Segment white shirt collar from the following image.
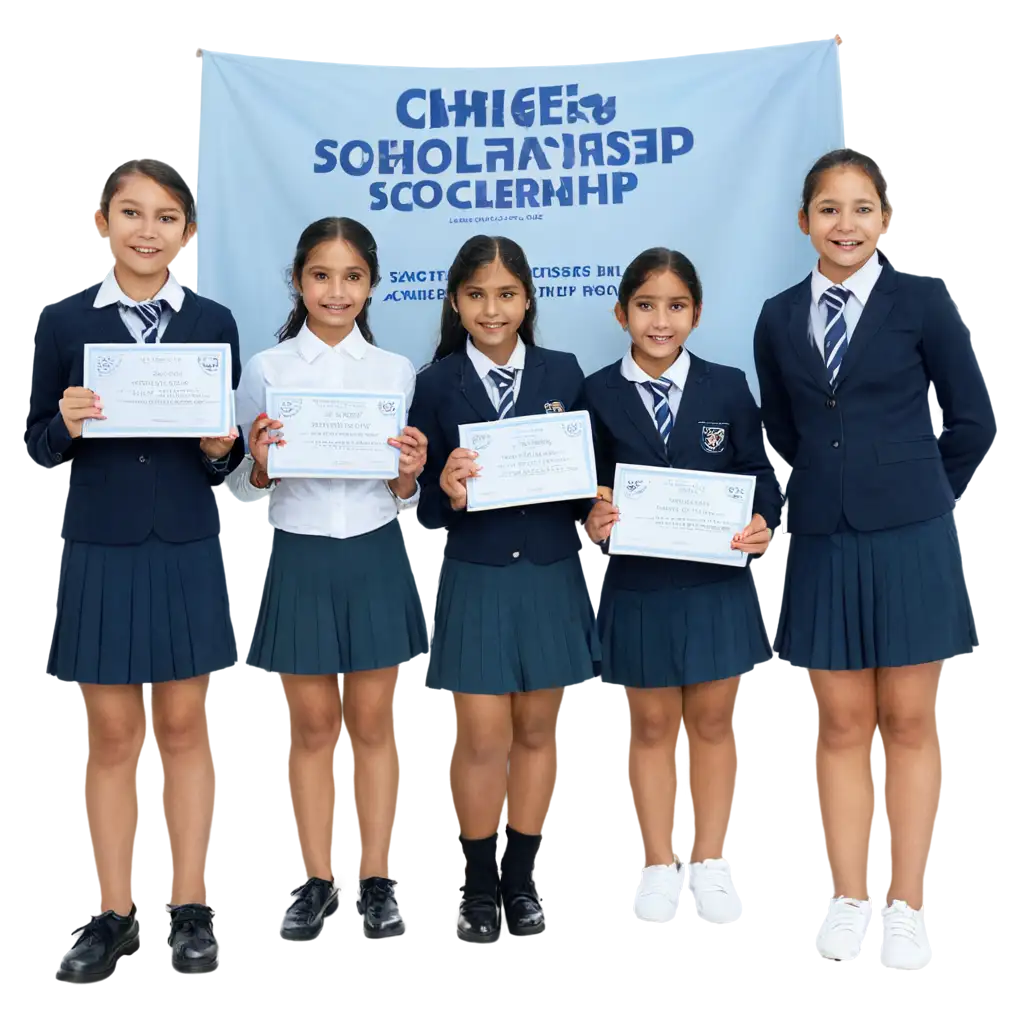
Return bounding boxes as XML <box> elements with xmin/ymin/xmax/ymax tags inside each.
<box><xmin>293</xmin><ymin>319</ymin><xmax>370</xmax><ymax>363</ymax></box>
<box><xmin>466</xmin><ymin>336</ymin><xmax>527</xmax><ymax>379</ymax></box>
<box><xmin>810</xmin><ymin>249</ymin><xmax>882</xmax><ymax>308</ymax></box>
<box><xmin>620</xmin><ymin>345</ymin><xmax>690</xmax><ymax>388</ymax></box>
<box><xmin>94</xmin><ymin>268</ymin><xmax>185</xmax><ymax>312</ymax></box>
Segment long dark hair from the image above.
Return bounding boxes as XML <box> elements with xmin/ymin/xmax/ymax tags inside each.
<box><xmin>432</xmin><ymin>235</ymin><xmax>537</xmax><ymax>362</ymax></box>
<box><xmin>618</xmin><ymin>247</ymin><xmax>703</xmax><ymax>313</ymax></box>
<box><xmin>277</xmin><ymin>217</ymin><xmax>381</xmax><ymax>343</ymax></box>
<box><xmin>801</xmin><ymin>149</ymin><xmax>891</xmax><ymax>215</ymax></box>
<box><xmin>100</xmin><ymin>159</ymin><xmax>196</xmax><ymax>227</ymax></box>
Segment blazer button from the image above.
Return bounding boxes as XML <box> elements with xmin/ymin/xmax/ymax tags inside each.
<box><xmin>139</xmin><ymin>455</ymin><xmax>149</xmax><ymax>463</ymax></box>
<box><xmin>53</xmin><ymin>453</ymin><xmax>63</xmax><ymax>463</ymax></box>
<box><xmin>512</xmin><ymin>551</ymin><xmax>520</xmax><ymax>559</ymax></box>
<box><xmin>519</xmin><ymin>509</ymin><xmax>526</xmax><ymax>517</ymax></box>
<box><xmin>826</xmin><ymin>398</ymin><xmax>837</xmax><ymax>409</ymax></box>
<box><xmin>831</xmin><ymin>440</ymin><xmax>840</xmax><ymax>448</ymax></box>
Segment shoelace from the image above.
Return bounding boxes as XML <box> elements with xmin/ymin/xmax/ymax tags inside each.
<box><xmin>290</xmin><ymin>878</ymin><xmax>328</xmax><ymax>906</ymax></box>
<box><xmin>828</xmin><ymin>899</ymin><xmax>867</xmax><ymax>935</ymax></box>
<box><xmin>884</xmin><ymin>903</ymin><xmax>920</xmax><ymax>943</ymax></box>
<box><xmin>360</xmin><ymin>878</ymin><xmax>397</xmax><ymax>909</ymax></box>
<box><xmin>168</xmin><ymin>905</ymin><xmax>213</xmax><ymax>935</ymax></box>
<box><xmin>69</xmin><ymin>914</ymin><xmax>112</xmax><ymax>946</ymax></box>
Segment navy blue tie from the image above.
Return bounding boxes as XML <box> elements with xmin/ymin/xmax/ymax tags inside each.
<box><xmin>821</xmin><ymin>286</ymin><xmax>851</xmax><ymax>387</ymax></box>
<box><xmin>123</xmin><ymin>298</ymin><xmax>167</xmax><ymax>344</ymax></box>
<box><xmin>488</xmin><ymin>367</ymin><xmax>517</xmax><ymax>419</ymax></box>
<box><xmin>642</xmin><ymin>378</ymin><xmax>674</xmax><ymax>446</ymax></box>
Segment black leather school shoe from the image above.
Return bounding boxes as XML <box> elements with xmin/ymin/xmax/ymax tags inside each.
<box><xmin>356</xmin><ymin>877</ymin><xmax>406</xmax><ymax>938</ymax></box>
<box><xmin>280</xmin><ymin>877</ymin><xmax>339</xmax><ymax>941</ymax></box>
<box><xmin>501</xmin><ymin>876</ymin><xmax>545</xmax><ymax>936</ymax></box>
<box><xmin>56</xmin><ymin>905</ymin><xmax>140</xmax><ymax>983</ymax></box>
<box><xmin>457</xmin><ymin>886</ymin><xmax>502</xmax><ymax>943</ymax></box>
<box><xmin>168</xmin><ymin>904</ymin><xmax>219</xmax><ymax>973</ymax></box>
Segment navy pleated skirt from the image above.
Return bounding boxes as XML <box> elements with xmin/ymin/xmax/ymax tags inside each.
<box><xmin>598</xmin><ymin>569</ymin><xmax>772</xmax><ymax>688</ymax></box>
<box><xmin>776</xmin><ymin>512</ymin><xmax>977</xmax><ymax>670</ymax></box>
<box><xmin>248</xmin><ymin>520</ymin><xmax>428</xmax><ymax>675</ymax></box>
<box><xmin>49</xmin><ymin>534</ymin><xmax>237</xmax><ymax>685</ymax></box>
<box><xmin>426</xmin><ymin>554</ymin><xmax>599</xmax><ymax>694</ymax></box>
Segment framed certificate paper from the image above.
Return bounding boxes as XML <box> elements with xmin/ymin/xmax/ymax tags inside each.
<box><xmin>82</xmin><ymin>343</ymin><xmax>233</xmax><ymax>438</ymax></box>
<box><xmin>608</xmin><ymin>464</ymin><xmax>756</xmax><ymax>567</ymax></box>
<box><xmin>458</xmin><ymin>411</ymin><xmax>598</xmax><ymax>512</ymax></box>
<box><xmin>265</xmin><ymin>388</ymin><xmax>405</xmax><ymax>479</ymax></box>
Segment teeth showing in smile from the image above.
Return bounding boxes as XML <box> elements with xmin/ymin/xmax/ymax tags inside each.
<box><xmin>322</xmin><ymin>304</ymin><xmax>347</xmax><ymax>310</ymax></box>
<box><xmin>649</xmin><ymin>335</ymin><xmax>673</xmax><ymax>342</ymax></box>
<box><xmin>132</xmin><ymin>247</ymin><xmax>158</xmax><ymax>254</ymax></box>
<box><xmin>832</xmin><ymin>241</ymin><xmax>860</xmax><ymax>248</ymax></box>
<box><xmin>481</xmin><ymin>323</ymin><xmax>504</xmax><ymax>329</ymax></box>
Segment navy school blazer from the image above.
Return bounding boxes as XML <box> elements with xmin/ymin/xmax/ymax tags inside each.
<box><xmin>753</xmin><ymin>253</ymin><xmax>996</xmax><ymax>535</ymax></box>
<box><xmin>24</xmin><ymin>284</ymin><xmax>245</xmax><ymax>545</ymax></box>
<box><xmin>583</xmin><ymin>354</ymin><xmax>784</xmax><ymax>590</ymax></box>
<box><xmin>408</xmin><ymin>345</ymin><xmax>589</xmax><ymax>566</ymax></box>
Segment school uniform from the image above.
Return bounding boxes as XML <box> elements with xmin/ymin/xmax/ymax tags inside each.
<box><xmin>24</xmin><ymin>271</ymin><xmax>243</xmax><ymax>685</ymax></box>
<box><xmin>754</xmin><ymin>251</ymin><xmax>996</xmax><ymax>669</ymax></box>
<box><xmin>231</xmin><ymin>321</ymin><xmax>428</xmax><ymax>675</ymax></box>
<box><xmin>408</xmin><ymin>340</ymin><xmax>599</xmax><ymax>694</ymax></box>
<box><xmin>584</xmin><ymin>349</ymin><xmax>783</xmax><ymax>688</ymax></box>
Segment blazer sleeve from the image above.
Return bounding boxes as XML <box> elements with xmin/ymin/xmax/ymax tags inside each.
<box><xmin>921</xmin><ymin>279</ymin><xmax>996</xmax><ymax>499</ymax></box>
<box><xmin>732</xmin><ymin>371</ymin><xmax>784</xmax><ymax>532</ymax></box>
<box><xmin>752</xmin><ymin>304</ymin><xmax>799</xmax><ymax>467</ymax></box>
<box><xmin>408</xmin><ymin>371</ymin><xmax>463</xmax><ymax>531</ymax></box>
<box><xmin>25</xmin><ymin>307</ymin><xmax>77</xmax><ymax>468</ymax></box>
<box><xmin>201</xmin><ymin>310</ymin><xmax>246</xmax><ymax>485</ymax></box>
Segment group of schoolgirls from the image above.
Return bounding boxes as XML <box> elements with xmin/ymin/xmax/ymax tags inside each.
<box><xmin>25</xmin><ymin>149</ymin><xmax>995</xmax><ymax>983</ymax></box>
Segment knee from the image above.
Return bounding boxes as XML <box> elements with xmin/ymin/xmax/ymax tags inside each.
<box><xmin>153</xmin><ymin>703</ymin><xmax>207</xmax><ymax>756</ymax></box>
<box><xmin>686</xmin><ymin>707</ymin><xmax>733</xmax><ymax>746</ymax></box>
<box><xmin>632</xmin><ymin>709</ymin><xmax>675</xmax><ymax>748</ymax></box>
<box><xmin>345</xmin><ymin>700</ymin><xmax>393</xmax><ymax>749</ymax></box>
<box><xmin>89</xmin><ymin>712</ymin><xmax>145</xmax><ymax>767</ymax></box>
<box><xmin>511</xmin><ymin>714</ymin><xmax>556</xmax><ymax>753</ymax></box>
<box><xmin>458</xmin><ymin>724</ymin><xmax>510</xmax><ymax>765</ymax></box>
<box><xmin>292</xmin><ymin>708</ymin><xmax>342</xmax><ymax>754</ymax></box>
<box><xmin>819</xmin><ymin>706</ymin><xmax>876</xmax><ymax>751</ymax></box>
<box><xmin>878</xmin><ymin>707</ymin><xmax>934</xmax><ymax>749</ymax></box>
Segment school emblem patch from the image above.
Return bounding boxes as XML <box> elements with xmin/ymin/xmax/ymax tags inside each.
<box><xmin>700</xmin><ymin>422</ymin><xmax>728</xmax><ymax>454</ymax></box>
<box><xmin>544</xmin><ymin>401</ymin><xmax>565</xmax><ymax>414</ymax></box>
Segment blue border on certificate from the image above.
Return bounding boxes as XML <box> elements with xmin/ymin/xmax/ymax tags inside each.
<box><xmin>609</xmin><ymin>464</ymin><xmax>753</xmax><ymax>566</ymax></box>
<box><xmin>460</xmin><ymin>411</ymin><xmax>598</xmax><ymax>512</ymax></box>
<box><xmin>266</xmin><ymin>388</ymin><xmax>405</xmax><ymax>479</ymax></box>
<box><xmin>83</xmin><ymin>343</ymin><xmax>233</xmax><ymax>438</ymax></box>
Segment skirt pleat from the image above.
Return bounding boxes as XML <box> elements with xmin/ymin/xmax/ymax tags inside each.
<box><xmin>775</xmin><ymin>512</ymin><xmax>977</xmax><ymax>670</ymax></box>
<box><xmin>48</xmin><ymin>535</ymin><xmax>237</xmax><ymax>686</ymax></box>
<box><xmin>426</xmin><ymin>555</ymin><xmax>599</xmax><ymax>695</ymax></box>
<box><xmin>247</xmin><ymin>521</ymin><xmax>428</xmax><ymax>676</ymax></box>
<box><xmin>599</xmin><ymin>570</ymin><xmax>772</xmax><ymax>689</ymax></box>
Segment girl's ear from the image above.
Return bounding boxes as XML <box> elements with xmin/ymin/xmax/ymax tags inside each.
<box><xmin>797</xmin><ymin>208</ymin><xmax>810</xmax><ymax>236</ymax></box>
<box><xmin>449</xmin><ymin>295</ymin><xmax>459</xmax><ymax>316</ymax></box>
<box><xmin>692</xmin><ymin>303</ymin><xmax>703</xmax><ymax>329</ymax></box>
<box><xmin>881</xmin><ymin>206</ymin><xmax>893</xmax><ymax>233</ymax></box>
<box><xmin>180</xmin><ymin>222</ymin><xmax>197</xmax><ymax>247</ymax></box>
<box><xmin>614</xmin><ymin>302</ymin><xmax>628</xmax><ymax>330</ymax></box>
<box><xmin>94</xmin><ymin>209</ymin><xmax>110</xmax><ymax>238</ymax></box>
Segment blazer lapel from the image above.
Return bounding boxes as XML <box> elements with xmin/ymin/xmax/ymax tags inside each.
<box><xmin>89</xmin><ymin>301</ymin><xmax>136</xmax><ymax>344</ymax></box>
<box><xmin>607</xmin><ymin>366</ymin><xmax>669</xmax><ymax>464</ymax></box>
<box><xmin>786</xmin><ymin>276</ymin><xmax>832</xmax><ymax>394</ymax></box>
<box><xmin>160</xmin><ymin>289</ymin><xmax>202</xmax><ymax>345</ymax></box>
<box><xmin>666</xmin><ymin>352</ymin><xmax>706</xmax><ymax>462</ymax></box>
<box><xmin>514</xmin><ymin>346</ymin><xmax>547</xmax><ymax>415</ymax></box>
<box><xmin>457</xmin><ymin>350</ymin><xmax>498</xmax><ymax>423</ymax></box>
<box><xmin>832</xmin><ymin>259</ymin><xmax>897</xmax><ymax>390</ymax></box>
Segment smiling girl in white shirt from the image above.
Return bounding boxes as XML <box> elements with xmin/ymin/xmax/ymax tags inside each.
<box><xmin>229</xmin><ymin>217</ymin><xmax>428</xmax><ymax>941</ymax></box>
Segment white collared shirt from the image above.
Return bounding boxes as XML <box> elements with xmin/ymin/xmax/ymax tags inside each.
<box><xmin>808</xmin><ymin>250</ymin><xmax>883</xmax><ymax>358</ymax></box>
<box><xmin>466</xmin><ymin>336</ymin><xmax>526</xmax><ymax>411</ymax></box>
<box><xmin>228</xmin><ymin>321</ymin><xmax>419</xmax><ymax>540</ymax></box>
<box><xmin>620</xmin><ymin>346</ymin><xmax>691</xmax><ymax>425</ymax></box>
<box><xmin>93</xmin><ymin>268</ymin><xmax>185</xmax><ymax>343</ymax></box>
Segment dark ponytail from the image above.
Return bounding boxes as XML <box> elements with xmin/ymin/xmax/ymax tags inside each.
<box><xmin>801</xmin><ymin>149</ymin><xmax>891</xmax><ymax>215</ymax></box>
<box><xmin>432</xmin><ymin>235</ymin><xmax>538</xmax><ymax>362</ymax></box>
<box><xmin>618</xmin><ymin>247</ymin><xmax>703</xmax><ymax>313</ymax></box>
<box><xmin>277</xmin><ymin>217</ymin><xmax>381</xmax><ymax>344</ymax></box>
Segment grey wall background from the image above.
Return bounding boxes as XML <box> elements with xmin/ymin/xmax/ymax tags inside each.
<box><xmin>2</xmin><ymin>6</ymin><xmax>1024</xmax><ymax>688</ymax></box>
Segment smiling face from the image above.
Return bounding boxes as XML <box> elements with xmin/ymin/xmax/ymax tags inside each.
<box><xmin>799</xmin><ymin>166</ymin><xmax>891</xmax><ymax>283</ymax></box>
<box><xmin>95</xmin><ymin>173</ymin><xmax>194</xmax><ymax>298</ymax></box>
<box><xmin>296</xmin><ymin>237</ymin><xmax>373</xmax><ymax>344</ymax></box>
<box><xmin>452</xmin><ymin>259</ymin><xmax>529</xmax><ymax>363</ymax></box>
<box><xmin>616</xmin><ymin>269</ymin><xmax>700</xmax><ymax>377</ymax></box>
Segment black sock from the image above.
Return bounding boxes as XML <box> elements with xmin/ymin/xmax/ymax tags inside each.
<box><xmin>460</xmin><ymin>833</ymin><xmax>499</xmax><ymax>895</ymax></box>
<box><xmin>500</xmin><ymin>825</ymin><xmax>542</xmax><ymax>888</ymax></box>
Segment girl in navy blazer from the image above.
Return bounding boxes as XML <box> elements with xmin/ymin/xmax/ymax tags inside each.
<box><xmin>754</xmin><ymin>150</ymin><xmax>996</xmax><ymax>969</ymax></box>
<box><xmin>408</xmin><ymin>235</ymin><xmax>599</xmax><ymax>943</ymax></box>
<box><xmin>583</xmin><ymin>248</ymin><xmax>782</xmax><ymax>927</ymax></box>
<box><xmin>24</xmin><ymin>160</ymin><xmax>243</xmax><ymax>982</ymax></box>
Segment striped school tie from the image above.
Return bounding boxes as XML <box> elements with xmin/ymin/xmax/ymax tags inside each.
<box><xmin>122</xmin><ymin>298</ymin><xmax>167</xmax><ymax>344</ymax></box>
<box><xmin>488</xmin><ymin>367</ymin><xmax>517</xmax><ymax>419</ymax></box>
<box><xmin>642</xmin><ymin>378</ymin><xmax>674</xmax><ymax>446</ymax></box>
<box><xmin>821</xmin><ymin>286</ymin><xmax>851</xmax><ymax>387</ymax></box>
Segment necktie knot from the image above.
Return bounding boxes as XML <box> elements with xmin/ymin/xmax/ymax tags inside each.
<box><xmin>642</xmin><ymin>378</ymin><xmax>674</xmax><ymax>446</ymax></box>
<box><xmin>121</xmin><ymin>298</ymin><xmax>168</xmax><ymax>343</ymax></box>
<box><xmin>821</xmin><ymin>285</ymin><xmax>851</xmax><ymax>312</ymax></box>
<box><xmin>488</xmin><ymin>367</ymin><xmax>517</xmax><ymax>419</ymax></box>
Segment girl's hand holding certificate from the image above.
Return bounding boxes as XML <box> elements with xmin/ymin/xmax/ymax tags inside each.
<box><xmin>730</xmin><ymin>513</ymin><xmax>773</xmax><ymax>555</ymax></box>
<box><xmin>440</xmin><ymin>447</ymin><xmax>481</xmax><ymax>511</ymax></box>
<box><xmin>59</xmin><ymin>386</ymin><xmax>106</xmax><ymax>438</ymax></box>
<box><xmin>387</xmin><ymin>425</ymin><xmax>428</xmax><ymax>498</ymax></box>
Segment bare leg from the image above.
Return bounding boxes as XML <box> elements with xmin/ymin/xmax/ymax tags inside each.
<box><xmin>507</xmin><ymin>689</ymin><xmax>565</xmax><ymax>834</ymax></box>
<box><xmin>450</xmin><ymin>694</ymin><xmax>512</xmax><ymax>838</ymax></box>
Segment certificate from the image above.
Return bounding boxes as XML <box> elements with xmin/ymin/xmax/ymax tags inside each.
<box><xmin>83</xmin><ymin>343</ymin><xmax>233</xmax><ymax>438</ymax></box>
<box><xmin>608</xmin><ymin>464</ymin><xmax>756</xmax><ymax>567</ymax></box>
<box><xmin>459</xmin><ymin>412</ymin><xmax>597</xmax><ymax>512</ymax></box>
<box><xmin>265</xmin><ymin>388</ymin><xmax>404</xmax><ymax>479</ymax></box>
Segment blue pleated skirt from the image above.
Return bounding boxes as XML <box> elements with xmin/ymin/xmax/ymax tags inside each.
<box><xmin>48</xmin><ymin>534</ymin><xmax>237</xmax><ymax>685</ymax></box>
<box><xmin>776</xmin><ymin>512</ymin><xmax>977</xmax><ymax>670</ymax></box>
<box><xmin>598</xmin><ymin>569</ymin><xmax>772</xmax><ymax>688</ymax></box>
<box><xmin>426</xmin><ymin>554</ymin><xmax>600</xmax><ymax>694</ymax></box>
<box><xmin>248</xmin><ymin>520</ymin><xmax>428</xmax><ymax>675</ymax></box>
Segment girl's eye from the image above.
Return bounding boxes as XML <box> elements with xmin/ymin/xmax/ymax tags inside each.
<box><xmin>857</xmin><ymin>206</ymin><xmax>873</xmax><ymax>214</ymax></box>
<box><xmin>314</xmin><ymin>272</ymin><xmax>328</xmax><ymax>281</ymax></box>
<box><xmin>819</xmin><ymin>206</ymin><xmax>837</xmax><ymax>215</ymax></box>
<box><xmin>636</xmin><ymin>302</ymin><xmax>651</xmax><ymax>311</ymax></box>
<box><xmin>500</xmin><ymin>291</ymin><xmax>516</xmax><ymax>299</ymax></box>
<box><xmin>159</xmin><ymin>215</ymin><xmax>178</xmax><ymax>223</ymax></box>
<box><xmin>671</xmin><ymin>303</ymin><xmax>685</xmax><ymax>311</ymax></box>
<box><xmin>122</xmin><ymin>209</ymin><xmax>138</xmax><ymax>217</ymax></box>
<box><xmin>348</xmin><ymin>273</ymin><xmax>362</xmax><ymax>281</ymax></box>
<box><xmin>467</xmin><ymin>291</ymin><xmax>482</xmax><ymax>300</ymax></box>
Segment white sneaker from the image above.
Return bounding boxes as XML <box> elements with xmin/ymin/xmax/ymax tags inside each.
<box><xmin>816</xmin><ymin>896</ymin><xmax>872</xmax><ymax>960</ymax></box>
<box><xmin>881</xmin><ymin>900</ymin><xmax>931</xmax><ymax>970</ymax></box>
<box><xmin>687</xmin><ymin>858</ymin><xmax>742</xmax><ymax>923</ymax></box>
<box><xmin>634</xmin><ymin>858</ymin><xmax>684</xmax><ymax>922</ymax></box>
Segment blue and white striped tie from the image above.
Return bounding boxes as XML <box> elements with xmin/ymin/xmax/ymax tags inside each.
<box><xmin>488</xmin><ymin>367</ymin><xmax>517</xmax><ymax>419</ymax></box>
<box><xmin>821</xmin><ymin>286</ymin><xmax>851</xmax><ymax>387</ymax></box>
<box><xmin>122</xmin><ymin>298</ymin><xmax>167</xmax><ymax>344</ymax></box>
<box><xmin>642</xmin><ymin>378</ymin><xmax>674</xmax><ymax>446</ymax></box>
